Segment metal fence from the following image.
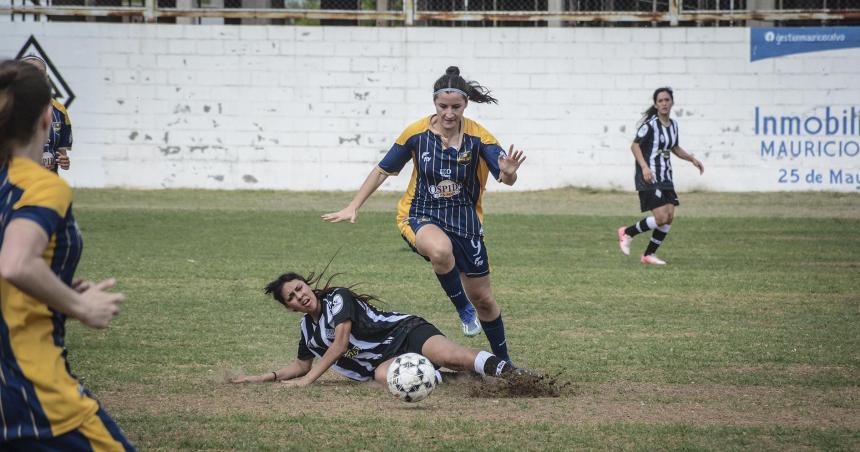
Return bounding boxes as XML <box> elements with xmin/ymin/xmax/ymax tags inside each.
<box><xmin>3</xmin><ymin>0</ymin><xmax>860</xmax><ymax>25</ymax></box>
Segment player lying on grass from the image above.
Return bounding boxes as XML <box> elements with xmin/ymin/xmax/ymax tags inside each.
<box><xmin>229</xmin><ymin>270</ymin><xmax>520</xmax><ymax>387</ymax></box>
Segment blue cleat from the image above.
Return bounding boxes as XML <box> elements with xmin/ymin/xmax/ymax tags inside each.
<box><xmin>459</xmin><ymin>305</ymin><xmax>482</xmax><ymax>337</ymax></box>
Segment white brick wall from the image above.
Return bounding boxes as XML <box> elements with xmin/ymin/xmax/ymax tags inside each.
<box><xmin>1</xmin><ymin>23</ymin><xmax>859</xmax><ymax>191</ymax></box>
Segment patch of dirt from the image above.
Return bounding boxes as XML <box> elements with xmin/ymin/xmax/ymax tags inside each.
<box><xmin>467</xmin><ymin>371</ymin><xmax>567</xmax><ymax>398</ymax></box>
<box><xmin>96</xmin><ymin>375</ymin><xmax>860</xmax><ymax>430</ymax></box>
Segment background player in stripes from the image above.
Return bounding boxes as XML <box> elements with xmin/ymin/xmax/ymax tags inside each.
<box><xmin>20</xmin><ymin>55</ymin><xmax>72</xmax><ymax>173</ymax></box>
<box><xmin>228</xmin><ymin>270</ymin><xmax>515</xmax><ymax>386</ymax></box>
<box><xmin>0</xmin><ymin>60</ymin><xmax>134</xmax><ymax>451</ymax></box>
<box><xmin>322</xmin><ymin>66</ymin><xmax>525</xmax><ymax>365</ymax></box>
<box><xmin>617</xmin><ymin>87</ymin><xmax>704</xmax><ymax>265</ymax></box>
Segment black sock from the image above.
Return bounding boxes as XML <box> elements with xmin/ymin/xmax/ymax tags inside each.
<box><xmin>625</xmin><ymin>218</ymin><xmax>651</xmax><ymax>237</ymax></box>
<box><xmin>435</xmin><ymin>268</ymin><xmax>473</xmax><ymax>322</ymax></box>
<box><xmin>482</xmin><ymin>355</ymin><xmax>510</xmax><ymax>377</ymax></box>
<box><xmin>644</xmin><ymin>227</ymin><xmax>668</xmax><ymax>256</ymax></box>
<box><xmin>480</xmin><ymin>314</ymin><xmax>510</xmax><ymax>363</ymax></box>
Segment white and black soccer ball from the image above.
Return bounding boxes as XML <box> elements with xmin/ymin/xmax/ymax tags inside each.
<box><xmin>386</xmin><ymin>352</ymin><xmax>436</xmax><ymax>403</ymax></box>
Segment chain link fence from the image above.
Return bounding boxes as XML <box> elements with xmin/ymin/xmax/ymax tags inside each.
<box><xmin>4</xmin><ymin>0</ymin><xmax>859</xmax><ymax>25</ymax></box>
<box><xmin>677</xmin><ymin>0</ymin><xmax>860</xmax><ymax>26</ymax></box>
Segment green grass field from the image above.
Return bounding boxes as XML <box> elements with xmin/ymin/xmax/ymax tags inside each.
<box><xmin>68</xmin><ymin>189</ymin><xmax>859</xmax><ymax>451</ymax></box>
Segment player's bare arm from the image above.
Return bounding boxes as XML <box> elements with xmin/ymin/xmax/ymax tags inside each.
<box><xmin>631</xmin><ymin>142</ymin><xmax>654</xmax><ymax>183</ymax></box>
<box><xmin>280</xmin><ymin>320</ymin><xmax>352</xmax><ymax>387</ymax></box>
<box><xmin>230</xmin><ymin>359</ymin><xmax>312</xmax><ymax>384</ymax></box>
<box><xmin>672</xmin><ymin>145</ymin><xmax>704</xmax><ymax>174</ymax></box>
<box><xmin>321</xmin><ymin>168</ymin><xmax>389</xmax><ymax>223</ymax></box>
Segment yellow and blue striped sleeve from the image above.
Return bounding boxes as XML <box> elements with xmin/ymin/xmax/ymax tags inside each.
<box><xmin>466</xmin><ymin>119</ymin><xmax>505</xmax><ymax>182</ymax></box>
<box><xmin>378</xmin><ymin>117</ymin><xmax>431</xmax><ymax>175</ymax></box>
<box><xmin>10</xmin><ymin>172</ymin><xmax>71</xmax><ymax>239</ymax></box>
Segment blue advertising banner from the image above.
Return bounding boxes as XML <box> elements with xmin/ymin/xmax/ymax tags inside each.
<box><xmin>751</xmin><ymin>27</ymin><xmax>860</xmax><ymax>62</ymax></box>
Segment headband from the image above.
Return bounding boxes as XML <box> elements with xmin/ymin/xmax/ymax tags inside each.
<box><xmin>20</xmin><ymin>55</ymin><xmax>46</xmax><ymax>65</ymax></box>
<box><xmin>433</xmin><ymin>88</ymin><xmax>468</xmax><ymax>99</ymax></box>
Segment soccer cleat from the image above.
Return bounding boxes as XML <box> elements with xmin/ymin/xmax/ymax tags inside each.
<box><xmin>640</xmin><ymin>254</ymin><xmax>667</xmax><ymax>265</ymax></box>
<box><xmin>461</xmin><ymin>316</ymin><xmax>482</xmax><ymax>337</ymax></box>
<box><xmin>617</xmin><ymin>227</ymin><xmax>632</xmax><ymax>256</ymax></box>
<box><xmin>459</xmin><ymin>304</ymin><xmax>482</xmax><ymax>337</ymax></box>
<box><xmin>500</xmin><ymin>365</ymin><xmax>542</xmax><ymax>380</ymax></box>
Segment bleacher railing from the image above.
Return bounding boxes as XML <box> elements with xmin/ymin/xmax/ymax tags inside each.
<box><xmin>3</xmin><ymin>0</ymin><xmax>859</xmax><ymax>25</ymax></box>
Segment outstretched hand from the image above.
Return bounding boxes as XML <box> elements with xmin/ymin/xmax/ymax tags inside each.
<box><xmin>499</xmin><ymin>145</ymin><xmax>526</xmax><ymax>176</ymax></box>
<box><xmin>78</xmin><ymin>278</ymin><xmax>124</xmax><ymax>329</ymax></box>
<box><xmin>321</xmin><ymin>207</ymin><xmax>358</xmax><ymax>224</ymax></box>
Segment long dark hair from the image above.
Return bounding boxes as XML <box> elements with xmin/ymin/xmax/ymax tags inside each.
<box><xmin>0</xmin><ymin>60</ymin><xmax>52</xmax><ymax>165</ymax></box>
<box><xmin>433</xmin><ymin>66</ymin><xmax>498</xmax><ymax>104</ymax></box>
<box><xmin>263</xmin><ymin>256</ymin><xmax>381</xmax><ymax>309</ymax></box>
<box><xmin>639</xmin><ymin>86</ymin><xmax>674</xmax><ymax>125</ymax></box>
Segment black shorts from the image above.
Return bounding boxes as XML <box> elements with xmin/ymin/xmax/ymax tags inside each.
<box><xmin>639</xmin><ymin>188</ymin><xmax>680</xmax><ymax>212</ymax></box>
<box><xmin>399</xmin><ymin>319</ymin><xmax>444</xmax><ymax>356</ymax></box>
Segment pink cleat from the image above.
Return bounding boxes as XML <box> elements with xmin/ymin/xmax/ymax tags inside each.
<box><xmin>640</xmin><ymin>254</ymin><xmax>667</xmax><ymax>265</ymax></box>
<box><xmin>617</xmin><ymin>227</ymin><xmax>632</xmax><ymax>256</ymax></box>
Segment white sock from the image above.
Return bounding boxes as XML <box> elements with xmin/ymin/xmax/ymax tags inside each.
<box><xmin>646</xmin><ymin>216</ymin><xmax>658</xmax><ymax>230</ymax></box>
<box><xmin>474</xmin><ymin>351</ymin><xmax>493</xmax><ymax>375</ymax></box>
<box><xmin>657</xmin><ymin>224</ymin><xmax>671</xmax><ymax>233</ymax></box>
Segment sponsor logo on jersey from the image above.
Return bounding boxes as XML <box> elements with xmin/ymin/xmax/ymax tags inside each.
<box><xmin>329</xmin><ymin>294</ymin><xmax>344</xmax><ymax>317</ymax></box>
<box><xmin>344</xmin><ymin>346</ymin><xmax>360</xmax><ymax>358</ymax></box>
<box><xmin>421</xmin><ymin>151</ymin><xmax>431</xmax><ymax>162</ymax></box>
<box><xmin>428</xmin><ymin>180</ymin><xmax>461</xmax><ymax>198</ymax></box>
<box><xmin>637</xmin><ymin>124</ymin><xmax>649</xmax><ymax>138</ymax></box>
<box><xmin>456</xmin><ymin>149</ymin><xmax>472</xmax><ymax>164</ymax></box>
<box><xmin>440</xmin><ymin>168</ymin><xmax>452</xmax><ymax>177</ymax></box>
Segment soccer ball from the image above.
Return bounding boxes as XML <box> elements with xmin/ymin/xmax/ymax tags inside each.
<box><xmin>386</xmin><ymin>353</ymin><xmax>437</xmax><ymax>402</ymax></box>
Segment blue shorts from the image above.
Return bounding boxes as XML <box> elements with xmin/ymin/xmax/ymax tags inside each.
<box><xmin>402</xmin><ymin>219</ymin><xmax>490</xmax><ymax>278</ymax></box>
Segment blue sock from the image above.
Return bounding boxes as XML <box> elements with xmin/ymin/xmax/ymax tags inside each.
<box><xmin>435</xmin><ymin>268</ymin><xmax>474</xmax><ymax>322</ymax></box>
<box><xmin>480</xmin><ymin>314</ymin><xmax>510</xmax><ymax>363</ymax></box>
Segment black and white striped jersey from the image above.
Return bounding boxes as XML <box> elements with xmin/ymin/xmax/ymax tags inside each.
<box><xmin>633</xmin><ymin>116</ymin><xmax>679</xmax><ymax>191</ymax></box>
<box><xmin>295</xmin><ymin>288</ymin><xmax>420</xmax><ymax>381</ymax></box>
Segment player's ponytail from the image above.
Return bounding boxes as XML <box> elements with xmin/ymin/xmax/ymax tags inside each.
<box><xmin>433</xmin><ymin>66</ymin><xmax>498</xmax><ymax>104</ymax></box>
<box><xmin>0</xmin><ymin>60</ymin><xmax>51</xmax><ymax>165</ymax></box>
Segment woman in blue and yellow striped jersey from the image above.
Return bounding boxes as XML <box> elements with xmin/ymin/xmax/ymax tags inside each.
<box><xmin>20</xmin><ymin>55</ymin><xmax>73</xmax><ymax>173</ymax></box>
<box><xmin>323</xmin><ymin>66</ymin><xmax>526</xmax><ymax>365</ymax></box>
<box><xmin>0</xmin><ymin>60</ymin><xmax>134</xmax><ymax>451</ymax></box>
